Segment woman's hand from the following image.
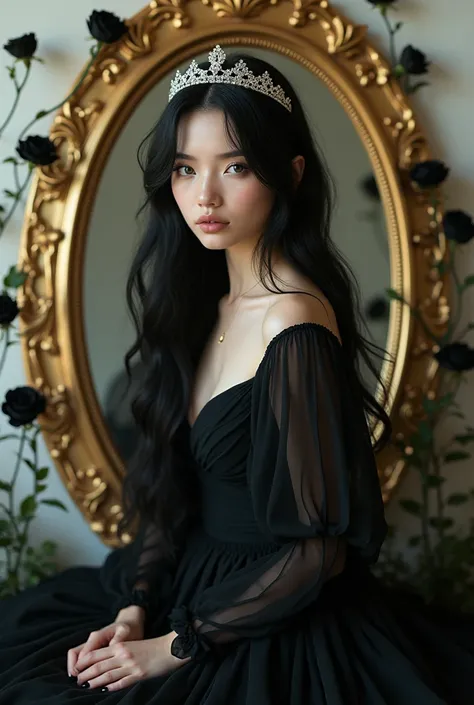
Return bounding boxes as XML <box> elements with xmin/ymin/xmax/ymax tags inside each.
<box><xmin>67</xmin><ymin>606</ymin><xmax>145</xmax><ymax>678</ymax></box>
<box><xmin>74</xmin><ymin>632</ymin><xmax>188</xmax><ymax>691</ymax></box>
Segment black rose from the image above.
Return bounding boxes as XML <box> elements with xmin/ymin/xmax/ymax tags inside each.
<box><xmin>400</xmin><ymin>46</ymin><xmax>430</xmax><ymax>75</ymax></box>
<box><xmin>15</xmin><ymin>136</ymin><xmax>59</xmax><ymax>166</ymax></box>
<box><xmin>366</xmin><ymin>1</ymin><xmax>397</xmax><ymax>5</ymax></box>
<box><xmin>86</xmin><ymin>11</ymin><xmax>128</xmax><ymax>44</ymax></box>
<box><xmin>2</xmin><ymin>386</ymin><xmax>46</xmax><ymax>427</ymax></box>
<box><xmin>409</xmin><ymin>160</ymin><xmax>449</xmax><ymax>189</ymax></box>
<box><xmin>443</xmin><ymin>210</ymin><xmax>474</xmax><ymax>245</ymax></box>
<box><xmin>434</xmin><ymin>343</ymin><xmax>474</xmax><ymax>372</ymax></box>
<box><xmin>3</xmin><ymin>33</ymin><xmax>37</xmax><ymax>60</ymax></box>
<box><xmin>361</xmin><ymin>174</ymin><xmax>380</xmax><ymax>202</ymax></box>
<box><xmin>0</xmin><ymin>294</ymin><xmax>19</xmax><ymax>325</ymax></box>
<box><xmin>366</xmin><ymin>296</ymin><xmax>389</xmax><ymax>321</ymax></box>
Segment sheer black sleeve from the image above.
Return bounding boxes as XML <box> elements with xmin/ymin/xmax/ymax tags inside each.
<box><xmin>116</xmin><ymin>421</ymin><xmax>194</xmax><ymax>618</ymax></box>
<box><xmin>113</xmin><ymin>520</ymin><xmax>176</xmax><ymax>617</ymax></box>
<box><xmin>169</xmin><ymin>323</ymin><xmax>388</xmax><ymax>658</ymax></box>
<box><xmin>132</xmin><ymin>521</ymin><xmax>168</xmax><ymax>594</ymax></box>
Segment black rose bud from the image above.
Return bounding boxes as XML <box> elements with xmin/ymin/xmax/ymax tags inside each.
<box><xmin>366</xmin><ymin>296</ymin><xmax>389</xmax><ymax>321</ymax></box>
<box><xmin>410</xmin><ymin>160</ymin><xmax>450</xmax><ymax>189</ymax></box>
<box><xmin>400</xmin><ymin>45</ymin><xmax>430</xmax><ymax>75</ymax></box>
<box><xmin>15</xmin><ymin>136</ymin><xmax>59</xmax><ymax>166</ymax></box>
<box><xmin>443</xmin><ymin>210</ymin><xmax>474</xmax><ymax>245</ymax></box>
<box><xmin>361</xmin><ymin>174</ymin><xmax>380</xmax><ymax>202</ymax></box>
<box><xmin>2</xmin><ymin>386</ymin><xmax>46</xmax><ymax>427</ymax></box>
<box><xmin>434</xmin><ymin>343</ymin><xmax>474</xmax><ymax>372</ymax></box>
<box><xmin>86</xmin><ymin>11</ymin><xmax>128</xmax><ymax>44</ymax></box>
<box><xmin>0</xmin><ymin>294</ymin><xmax>19</xmax><ymax>325</ymax></box>
<box><xmin>3</xmin><ymin>33</ymin><xmax>37</xmax><ymax>60</ymax></box>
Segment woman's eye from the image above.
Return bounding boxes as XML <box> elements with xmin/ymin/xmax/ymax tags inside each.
<box><xmin>227</xmin><ymin>163</ymin><xmax>248</xmax><ymax>174</ymax></box>
<box><xmin>173</xmin><ymin>165</ymin><xmax>194</xmax><ymax>176</ymax></box>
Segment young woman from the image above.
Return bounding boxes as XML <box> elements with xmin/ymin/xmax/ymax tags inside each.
<box><xmin>0</xmin><ymin>45</ymin><xmax>473</xmax><ymax>705</ymax></box>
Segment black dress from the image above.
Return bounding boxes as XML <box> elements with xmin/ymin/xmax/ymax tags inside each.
<box><xmin>1</xmin><ymin>322</ymin><xmax>473</xmax><ymax>704</ymax></box>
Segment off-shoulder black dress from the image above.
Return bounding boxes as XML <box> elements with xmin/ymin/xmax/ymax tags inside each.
<box><xmin>0</xmin><ymin>323</ymin><xmax>473</xmax><ymax>704</ymax></box>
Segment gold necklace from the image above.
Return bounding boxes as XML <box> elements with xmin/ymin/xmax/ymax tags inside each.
<box><xmin>218</xmin><ymin>282</ymin><xmax>259</xmax><ymax>343</ymax></box>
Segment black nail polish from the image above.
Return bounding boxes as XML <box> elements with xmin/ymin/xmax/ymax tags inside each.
<box><xmin>68</xmin><ymin>675</ymin><xmax>77</xmax><ymax>682</ymax></box>
<box><xmin>100</xmin><ymin>687</ymin><xmax>109</xmax><ymax>692</ymax></box>
<box><xmin>80</xmin><ymin>681</ymin><xmax>90</xmax><ymax>688</ymax></box>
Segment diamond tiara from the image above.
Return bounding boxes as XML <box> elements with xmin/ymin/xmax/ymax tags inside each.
<box><xmin>168</xmin><ymin>45</ymin><xmax>292</xmax><ymax>113</ymax></box>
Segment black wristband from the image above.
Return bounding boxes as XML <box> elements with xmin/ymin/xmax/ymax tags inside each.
<box><xmin>169</xmin><ymin>605</ymin><xmax>212</xmax><ymax>661</ymax></box>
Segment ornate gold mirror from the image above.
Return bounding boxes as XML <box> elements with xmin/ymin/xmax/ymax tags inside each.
<box><xmin>18</xmin><ymin>0</ymin><xmax>448</xmax><ymax>546</ymax></box>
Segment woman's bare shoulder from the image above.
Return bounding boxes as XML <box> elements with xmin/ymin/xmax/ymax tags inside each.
<box><xmin>262</xmin><ymin>285</ymin><xmax>341</xmax><ymax>345</ymax></box>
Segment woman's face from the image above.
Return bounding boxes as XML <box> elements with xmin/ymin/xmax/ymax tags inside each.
<box><xmin>171</xmin><ymin>109</ymin><xmax>275</xmax><ymax>250</ymax></box>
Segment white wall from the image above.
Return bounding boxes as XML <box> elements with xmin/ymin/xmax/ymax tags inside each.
<box><xmin>0</xmin><ymin>0</ymin><xmax>473</xmax><ymax>569</ymax></box>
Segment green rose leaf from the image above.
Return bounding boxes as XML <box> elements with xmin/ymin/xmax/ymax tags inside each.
<box><xmin>454</xmin><ymin>434</ymin><xmax>474</xmax><ymax>445</ymax></box>
<box><xmin>444</xmin><ymin>451</ymin><xmax>471</xmax><ymax>463</ymax></box>
<box><xmin>20</xmin><ymin>495</ymin><xmax>37</xmax><ymax>518</ymax></box>
<box><xmin>3</xmin><ymin>265</ymin><xmax>28</xmax><ymax>289</ymax></box>
<box><xmin>462</xmin><ymin>274</ymin><xmax>474</xmax><ymax>290</ymax></box>
<box><xmin>40</xmin><ymin>498</ymin><xmax>68</xmax><ymax>511</ymax></box>
<box><xmin>41</xmin><ymin>540</ymin><xmax>56</xmax><ymax>555</ymax></box>
<box><xmin>429</xmin><ymin>517</ymin><xmax>454</xmax><ymax>530</ymax></box>
<box><xmin>408</xmin><ymin>536</ymin><xmax>421</xmax><ymax>547</ymax></box>
<box><xmin>399</xmin><ymin>499</ymin><xmax>421</xmax><ymax>516</ymax></box>
<box><xmin>426</xmin><ymin>474</ymin><xmax>445</xmax><ymax>488</ymax></box>
<box><xmin>35</xmin><ymin>467</ymin><xmax>49</xmax><ymax>480</ymax></box>
<box><xmin>385</xmin><ymin>287</ymin><xmax>405</xmax><ymax>304</ymax></box>
<box><xmin>446</xmin><ymin>493</ymin><xmax>470</xmax><ymax>505</ymax></box>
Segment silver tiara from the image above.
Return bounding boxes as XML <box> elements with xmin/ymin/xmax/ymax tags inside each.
<box><xmin>168</xmin><ymin>45</ymin><xmax>292</xmax><ymax>113</ymax></box>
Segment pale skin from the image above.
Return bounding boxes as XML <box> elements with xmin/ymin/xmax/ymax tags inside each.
<box><xmin>68</xmin><ymin>108</ymin><xmax>334</xmax><ymax>692</ymax></box>
<box><xmin>67</xmin><ymin>605</ymin><xmax>190</xmax><ymax>690</ymax></box>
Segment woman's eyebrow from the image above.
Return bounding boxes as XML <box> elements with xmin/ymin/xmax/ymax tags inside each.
<box><xmin>175</xmin><ymin>150</ymin><xmax>244</xmax><ymax>160</ymax></box>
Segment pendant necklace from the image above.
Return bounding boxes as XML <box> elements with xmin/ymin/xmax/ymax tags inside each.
<box><xmin>218</xmin><ymin>282</ymin><xmax>259</xmax><ymax>344</ymax></box>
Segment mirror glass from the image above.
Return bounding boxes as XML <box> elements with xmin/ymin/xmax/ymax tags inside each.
<box><xmin>83</xmin><ymin>46</ymin><xmax>391</xmax><ymax>464</ymax></box>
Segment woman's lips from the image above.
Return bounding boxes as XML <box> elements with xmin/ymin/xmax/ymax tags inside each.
<box><xmin>198</xmin><ymin>222</ymin><xmax>229</xmax><ymax>233</ymax></box>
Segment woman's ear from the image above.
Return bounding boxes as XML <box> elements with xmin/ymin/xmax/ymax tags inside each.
<box><xmin>291</xmin><ymin>155</ymin><xmax>305</xmax><ymax>188</ymax></box>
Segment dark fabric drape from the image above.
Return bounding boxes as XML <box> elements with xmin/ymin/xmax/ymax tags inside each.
<box><xmin>170</xmin><ymin>323</ymin><xmax>388</xmax><ymax>646</ymax></box>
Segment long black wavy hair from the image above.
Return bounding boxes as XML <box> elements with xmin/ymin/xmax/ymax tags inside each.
<box><xmin>117</xmin><ymin>50</ymin><xmax>393</xmax><ymax>559</ymax></box>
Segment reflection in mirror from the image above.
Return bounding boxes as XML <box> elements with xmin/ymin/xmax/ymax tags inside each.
<box><xmin>84</xmin><ymin>46</ymin><xmax>391</xmax><ymax>463</ymax></box>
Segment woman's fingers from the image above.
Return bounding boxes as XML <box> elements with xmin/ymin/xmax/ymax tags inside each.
<box><xmin>86</xmin><ymin>665</ymin><xmax>138</xmax><ymax>692</ymax></box>
<box><xmin>109</xmin><ymin>623</ymin><xmax>131</xmax><ymax>646</ymax></box>
<box><xmin>67</xmin><ymin>642</ymin><xmax>85</xmax><ymax>677</ymax></box>
<box><xmin>77</xmin><ymin>654</ymin><xmax>122</xmax><ymax>688</ymax></box>
<box><xmin>76</xmin><ymin>626</ymin><xmax>115</xmax><ymax>666</ymax></box>
<box><xmin>76</xmin><ymin>646</ymin><xmax>137</xmax><ymax>690</ymax></box>
<box><xmin>68</xmin><ymin>621</ymin><xmax>129</xmax><ymax>678</ymax></box>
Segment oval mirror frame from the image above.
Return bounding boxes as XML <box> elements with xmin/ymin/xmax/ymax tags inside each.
<box><xmin>18</xmin><ymin>0</ymin><xmax>450</xmax><ymax>547</ymax></box>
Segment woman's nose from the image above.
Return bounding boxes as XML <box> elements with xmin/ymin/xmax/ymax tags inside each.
<box><xmin>197</xmin><ymin>177</ymin><xmax>221</xmax><ymax>208</ymax></box>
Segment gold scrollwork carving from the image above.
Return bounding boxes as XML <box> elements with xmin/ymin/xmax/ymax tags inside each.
<box><xmin>19</xmin><ymin>0</ymin><xmax>449</xmax><ymax>546</ymax></box>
